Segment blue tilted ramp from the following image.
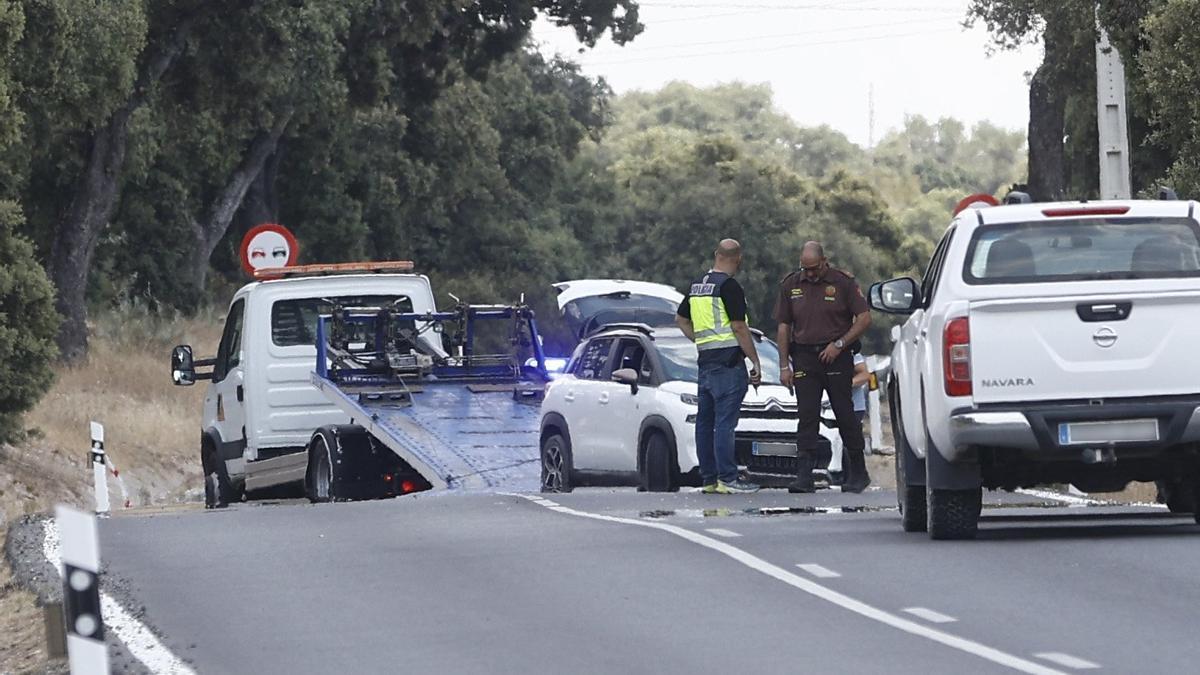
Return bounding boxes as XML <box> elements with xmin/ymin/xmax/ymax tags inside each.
<box><xmin>313</xmin><ymin>374</ymin><xmax>543</xmax><ymax>491</ymax></box>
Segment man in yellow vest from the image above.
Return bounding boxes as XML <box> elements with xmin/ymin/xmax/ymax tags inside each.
<box><xmin>676</xmin><ymin>239</ymin><xmax>763</xmax><ymax>494</ymax></box>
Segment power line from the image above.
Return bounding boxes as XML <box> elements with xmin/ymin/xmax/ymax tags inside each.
<box><xmin>582</xmin><ymin>27</ymin><xmax>962</xmax><ymax>65</ymax></box>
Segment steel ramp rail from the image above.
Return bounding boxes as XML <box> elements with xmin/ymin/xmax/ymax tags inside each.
<box><xmin>313</xmin><ymin>374</ymin><xmax>542</xmax><ymax>491</ymax></box>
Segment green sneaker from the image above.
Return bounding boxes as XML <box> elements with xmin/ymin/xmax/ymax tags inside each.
<box><xmin>718</xmin><ymin>479</ymin><xmax>760</xmax><ymax>494</ymax></box>
<box><xmin>701</xmin><ymin>483</ymin><xmax>719</xmax><ymax>494</ymax></box>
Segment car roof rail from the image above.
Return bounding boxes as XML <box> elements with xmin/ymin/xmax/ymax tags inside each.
<box><xmin>1004</xmin><ymin>190</ymin><xmax>1033</xmax><ymax>205</ymax></box>
<box><xmin>1158</xmin><ymin>186</ymin><xmax>1179</xmax><ymax>200</ymax></box>
<box><xmin>588</xmin><ymin>322</ymin><xmax>656</xmax><ymax>338</ymax></box>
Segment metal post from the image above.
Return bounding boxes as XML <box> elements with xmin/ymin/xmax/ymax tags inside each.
<box><xmin>1096</xmin><ymin>15</ymin><xmax>1132</xmax><ymax>200</ymax></box>
<box><xmin>56</xmin><ymin>505</ymin><xmax>110</xmax><ymax>675</ymax></box>
<box><xmin>89</xmin><ymin>423</ymin><xmax>109</xmax><ymax>516</ymax></box>
<box><xmin>865</xmin><ymin>357</ymin><xmax>884</xmax><ymax>454</ymax></box>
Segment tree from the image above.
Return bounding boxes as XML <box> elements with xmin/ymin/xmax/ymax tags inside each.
<box><xmin>13</xmin><ymin>0</ymin><xmax>643</xmax><ymax>361</ymax></box>
<box><xmin>0</xmin><ymin>202</ymin><xmax>59</xmax><ymax>442</ymax></box>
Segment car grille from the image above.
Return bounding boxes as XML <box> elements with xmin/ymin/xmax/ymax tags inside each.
<box><xmin>739</xmin><ymin>409</ymin><xmax>799</xmax><ymax>420</ymax></box>
<box><xmin>734</xmin><ymin>432</ymin><xmax>830</xmax><ymax>475</ymax></box>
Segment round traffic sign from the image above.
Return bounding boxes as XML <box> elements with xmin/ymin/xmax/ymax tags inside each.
<box><xmin>952</xmin><ymin>193</ymin><xmax>1000</xmax><ymax>216</ymax></box>
<box><xmin>240</xmin><ymin>223</ymin><xmax>299</xmax><ymax>277</ymax></box>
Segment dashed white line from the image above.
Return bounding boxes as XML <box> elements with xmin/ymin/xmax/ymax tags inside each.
<box><xmin>506</xmin><ymin>493</ymin><xmax>1069</xmax><ymax>675</ymax></box>
<box><xmin>796</xmin><ymin>563</ymin><xmax>841</xmax><ymax>579</ymax></box>
<box><xmin>1034</xmin><ymin>652</ymin><xmax>1100</xmax><ymax>670</ymax></box>
<box><xmin>704</xmin><ymin>528</ymin><xmax>741</xmax><ymax>538</ymax></box>
<box><xmin>903</xmin><ymin>607</ymin><xmax>957</xmax><ymax>624</ymax></box>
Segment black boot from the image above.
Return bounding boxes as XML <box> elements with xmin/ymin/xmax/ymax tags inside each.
<box><xmin>788</xmin><ymin>451</ymin><xmax>816</xmax><ymax>494</ymax></box>
<box><xmin>842</xmin><ymin>445</ymin><xmax>872</xmax><ymax>494</ymax></box>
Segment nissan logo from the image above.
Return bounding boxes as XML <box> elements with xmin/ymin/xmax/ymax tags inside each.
<box><xmin>1093</xmin><ymin>327</ymin><xmax>1118</xmax><ymax>348</ymax></box>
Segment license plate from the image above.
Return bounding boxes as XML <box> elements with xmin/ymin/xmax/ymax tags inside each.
<box><xmin>751</xmin><ymin>441</ymin><xmax>796</xmax><ymax>457</ymax></box>
<box><xmin>1058</xmin><ymin>419</ymin><xmax>1159</xmax><ymax>446</ymax></box>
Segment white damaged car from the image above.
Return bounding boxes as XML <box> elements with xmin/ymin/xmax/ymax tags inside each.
<box><xmin>539</xmin><ymin>280</ymin><xmax>837</xmax><ymax>491</ymax></box>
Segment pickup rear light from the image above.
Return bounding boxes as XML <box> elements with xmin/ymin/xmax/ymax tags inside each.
<box><xmin>1041</xmin><ymin>206</ymin><xmax>1130</xmax><ymax>217</ymax></box>
<box><xmin>943</xmin><ymin>317</ymin><xmax>971</xmax><ymax>397</ymax></box>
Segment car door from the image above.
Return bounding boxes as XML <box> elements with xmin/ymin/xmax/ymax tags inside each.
<box><xmin>590</xmin><ymin>337</ymin><xmax>649</xmax><ymax>471</ymax></box>
<box><xmin>206</xmin><ymin>299</ymin><xmax>248</xmax><ymax>472</ymax></box>
<box><xmin>566</xmin><ymin>336</ymin><xmax>616</xmax><ymax>469</ymax></box>
<box><xmin>899</xmin><ymin>228</ymin><xmax>955</xmax><ymax>458</ymax></box>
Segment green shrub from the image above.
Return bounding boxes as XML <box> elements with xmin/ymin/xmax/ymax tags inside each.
<box><xmin>0</xmin><ymin>201</ymin><xmax>59</xmax><ymax>443</ymax></box>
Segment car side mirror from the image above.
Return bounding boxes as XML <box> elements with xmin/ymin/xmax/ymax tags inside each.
<box><xmin>869</xmin><ymin>277</ymin><xmax>922</xmax><ymax>314</ymax></box>
<box><xmin>172</xmin><ymin>345</ymin><xmax>196</xmax><ymax>386</ymax></box>
<box><xmin>612</xmin><ymin>367</ymin><xmax>639</xmax><ymax>394</ymax></box>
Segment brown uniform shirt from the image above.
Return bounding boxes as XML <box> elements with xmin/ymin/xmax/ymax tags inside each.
<box><xmin>773</xmin><ymin>268</ymin><xmax>869</xmax><ymax>345</ymax></box>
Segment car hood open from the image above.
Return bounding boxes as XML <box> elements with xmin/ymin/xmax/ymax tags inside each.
<box><xmin>553</xmin><ymin>279</ymin><xmax>685</xmax><ymax>341</ymax></box>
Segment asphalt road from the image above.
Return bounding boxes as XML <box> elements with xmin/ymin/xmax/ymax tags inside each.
<box><xmin>96</xmin><ymin>487</ymin><xmax>1200</xmax><ymax>674</ymax></box>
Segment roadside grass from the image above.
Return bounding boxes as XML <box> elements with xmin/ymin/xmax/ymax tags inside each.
<box><xmin>0</xmin><ymin>305</ymin><xmax>220</xmax><ymax>674</ymax></box>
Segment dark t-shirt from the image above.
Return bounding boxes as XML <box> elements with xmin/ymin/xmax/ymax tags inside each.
<box><xmin>678</xmin><ymin>274</ymin><xmax>747</xmax><ymax>367</ymax></box>
<box><xmin>772</xmin><ymin>268</ymin><xmax>868</xmax><ymax>345</ymax></box>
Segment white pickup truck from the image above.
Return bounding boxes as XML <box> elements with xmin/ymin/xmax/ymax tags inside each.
<box><xmin>171</xmin><ymin>263</ymin><xmax>442</xmax><ymax>507</ymax></box>
<box><xmin>871</xmin><ymin>197</ymin><xmax>1200</xmax><ymax>539</ymax></box>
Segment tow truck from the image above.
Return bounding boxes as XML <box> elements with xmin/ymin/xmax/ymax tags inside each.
<box><xmin>171</xmin><ymin>261</ymin><xmax>549</xmax><ymax>506</ymax></box>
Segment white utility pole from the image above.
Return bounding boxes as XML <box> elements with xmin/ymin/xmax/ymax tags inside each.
<box><xmin>1095</xmin><ymin>17</ymin><xmax>1132</xmax><ymax>199</ymax></box>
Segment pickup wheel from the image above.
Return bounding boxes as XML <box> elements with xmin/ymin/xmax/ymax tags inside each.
<box><xmin>891</xmin><ymin>391</ymin><xmax>926</xmax><ymax>532</ymax></box>
<box><xmin>642</xmin><ymin>432</ymin><xmax>677</xmax><ymax>493</ymax></box>
<box><xmin>541</xmin><ymin>433</ymin><xmax>574</xmax><ymax>493</ymax></box>
<box><xmin>1155</xmin><ymin>479</ymin><xmax>1197</xmax><ymax>514</ymax></box>
<box><xmin>927</xmin><ymin>487</ymin><xmax>982</xmax><ymax>540</ymax></box>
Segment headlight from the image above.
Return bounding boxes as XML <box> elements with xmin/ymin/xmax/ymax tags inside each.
<box><xmin>680</xmin><ymin>393</ymin><xmax>700</xmax><ymax>406</ymax></box>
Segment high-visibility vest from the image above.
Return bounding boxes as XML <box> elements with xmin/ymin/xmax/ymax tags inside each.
<box><xmin>687</xmin><ymin>271</ymin><xmax>746</xmax><ymax>351</ymax></box>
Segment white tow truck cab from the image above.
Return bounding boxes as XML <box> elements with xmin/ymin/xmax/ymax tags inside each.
<box><xmin>872</xmin><ymin>194</ymin><xmax>1200</xmax><ymax>539</ymax></box>
<box><xmin>171</xmin><ymin>262</ymin><xmax>440</xmax><ymax>507</ymax></box>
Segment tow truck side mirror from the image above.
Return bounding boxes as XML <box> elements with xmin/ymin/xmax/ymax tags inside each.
<box><xmin>869</xmin><ymin>278</ymin><xmax>921</xmax><ymax>315</ymax></box>
<box><xmin>172</xmin><ymin>345</ymin><xmax>214</xmax><ymax>386</ymax></box>
<box><xmin>172</xmin><ymin>345</ymin><xmax>196</xmax><ymax>386</ymax></box>
<box><xmin>612</xmin><ymin>368</ymin><xmax>639</xmax><ymax>395</ymax></box>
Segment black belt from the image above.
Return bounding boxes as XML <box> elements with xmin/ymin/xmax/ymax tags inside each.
<box><xmin>791</xmin><ymin>343</ymin><xmax>831</xmax><ymax>354</ymax></box>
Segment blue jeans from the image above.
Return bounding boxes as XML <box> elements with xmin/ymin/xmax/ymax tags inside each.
<box><xmin>695</xmin><ymin>363</ymin><xmax>749</xmax><ymax>485</ymax></box>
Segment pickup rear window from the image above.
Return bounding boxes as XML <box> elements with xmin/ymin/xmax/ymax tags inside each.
<box><xmin>272</xmin><ymin>295</ymin><xmax>413</xmax><ymax>347</ymax></box>
<box><xmin>964</xmin><ymin>217</ymin><xmax>1200</xmax><ymax>284</ymax></box>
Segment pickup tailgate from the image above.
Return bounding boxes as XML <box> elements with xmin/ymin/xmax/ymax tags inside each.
<box><xmin>969</xmin><ymin>290</ymin><xmax>1200</xmax><ymax>403</ymax></box>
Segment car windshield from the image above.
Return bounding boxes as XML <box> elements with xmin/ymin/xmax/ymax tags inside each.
<box><xmin>964</xmin><ymin>217</ymin><xmax>1200</xmax><ymax>284</ymax></box>
<box><xmin>653</xmin><ymin>335</ymin><xmax>783</xmax><ymax>385</ymax></box>
<box><xmin>271</xmin><ymin>295</ymin><xmax>413</xmax><ymax>347</ymax></box>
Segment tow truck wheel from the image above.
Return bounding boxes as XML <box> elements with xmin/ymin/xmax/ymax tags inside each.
<box><xmin>540</xmin><ymin>433</ymin><xmax>574</xmax><ymax>493</ymax></box>
<box><xmin>642</xmin><ymin>432</ymin><xmax>676</xmax><ymax>493</ymax></box>
<box><xmin>201</xmin><ymin>440</ymin><xmax>241</xmax><ymax>509</ymax></box>
<box><xmin>308</xmin><ymin>434</ymin><xmax>334</xmax><ymax>503</ymax></box>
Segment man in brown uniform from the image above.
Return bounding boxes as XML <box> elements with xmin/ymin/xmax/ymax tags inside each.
<box><xmin>774</xmin><ymin>241</ymin><xmax>873</xmax><ymax>493</ymax></box>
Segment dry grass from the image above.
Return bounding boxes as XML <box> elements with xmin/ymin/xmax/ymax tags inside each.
<box><xmin>0</xmin><ymin>306</ymin><xmax>221</xmax><ymax>674</ymax></box>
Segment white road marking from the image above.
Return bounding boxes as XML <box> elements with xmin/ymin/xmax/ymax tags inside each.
<box><xmin>704</xmin><ymin>528</ymin><xmax>741</xmax><ymax>538</ymax></box>
<box><xmin>1034</xmin><ymin>652</ymin><xmax>1101</xmax><ymax>670</ymax></box>
<box><xmin>796</xmin><ymin>563</ymin><xmax>841</xmax><ymax>579</ymax></box>
<box><xmin>903</xmin><ymin>607</ymin><xmax>957</xmax><ymax>624</ymax></box>
<box><xmin>43</xmin><ymin>520</ymin><xmax>197</xmax><ymax>675</ymax></box>
<box><xmin>1015</xmin><ymin>489</ymin><xmax>1102</xmax><ymax>507</ymax></box>
<box><xmin>505</xmin><ymin>493</ymin><xmax>1069</xmax><ymax>675</ymax></box>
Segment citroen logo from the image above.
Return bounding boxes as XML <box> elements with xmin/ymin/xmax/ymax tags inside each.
<box><xmin>765</xmin><ymin>398</ymin><xmax>784</xmax><ymax>412</ymax></box>
<box><xmin>1093</xmin><ymin>327</ymin><xmax>1118</xmax><ymax>348</ymax></box>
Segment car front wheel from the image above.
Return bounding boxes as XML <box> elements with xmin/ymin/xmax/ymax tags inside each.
<box><xmin>541</xmin><ymin>433</ymin><xmax>574</xmax><ymax>493</ymax></box>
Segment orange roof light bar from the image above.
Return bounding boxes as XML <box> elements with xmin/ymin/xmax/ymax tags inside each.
<box><xmin>255</xmin><ymin>261</ymin><xmax>416</xmax><ymax>280</ymax></box>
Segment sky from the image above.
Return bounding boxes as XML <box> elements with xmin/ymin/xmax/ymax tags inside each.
<box><xmin>533</xmin><ymin>0</ymin><xmax>1044</xmax><ymax>147</ymax></box>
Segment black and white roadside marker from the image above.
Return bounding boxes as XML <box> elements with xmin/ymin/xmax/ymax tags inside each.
<box><xmin>89</xmin><ymin>422</ymin><xmax>110</xmax><ymax>516</ymax></box>
<box><xmin>56</xmin><ymin>505</ymin><xmax>110</xmax><ymax>675</ymax></box>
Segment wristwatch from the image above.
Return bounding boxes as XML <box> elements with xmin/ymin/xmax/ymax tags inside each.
<box><xmin>833</xmin><ymin>339</ymin><xmax>845</xmax><ymax>349</ymax></box>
